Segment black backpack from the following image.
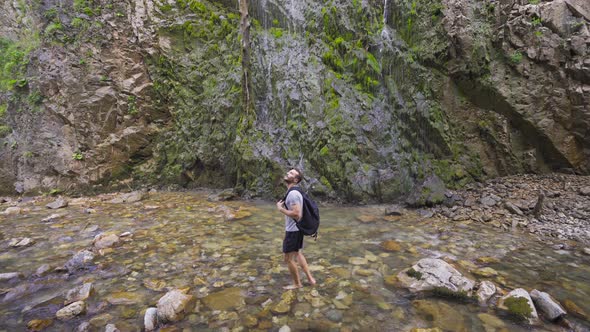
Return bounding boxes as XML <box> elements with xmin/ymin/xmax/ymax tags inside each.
<box><xmin>283</xmin><ymin>186</ymin><xmax>320</xmax><ymax>239</ymax></box>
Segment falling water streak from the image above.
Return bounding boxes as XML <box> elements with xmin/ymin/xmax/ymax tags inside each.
<box><xmin>383</xmin><ymin>0</ymin><xmax>389</xmax><ymax>25</ymax></box>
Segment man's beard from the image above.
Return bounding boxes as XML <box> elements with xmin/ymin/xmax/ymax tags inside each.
<box><xmin>283</xmin><ymin>176</ymin><xmax>294</xmax><ymax>184</ymax></box>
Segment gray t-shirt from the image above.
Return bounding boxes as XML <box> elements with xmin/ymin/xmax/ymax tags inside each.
<box><xmin>285</xmin><ymin>190</ymin><xmax>303</xmax><ymax>232</ymax></box>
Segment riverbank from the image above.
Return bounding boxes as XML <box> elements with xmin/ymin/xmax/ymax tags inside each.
<box><xmin>421</xmin><ymin>173</ymin><xmax>590</xmax><ymax>245</ymax></box>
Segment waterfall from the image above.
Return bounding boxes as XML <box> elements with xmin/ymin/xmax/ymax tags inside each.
<box><xmin>383</xmin><ymin>0</ymin><xmax>389</xmax><ymax>25</ymax></box>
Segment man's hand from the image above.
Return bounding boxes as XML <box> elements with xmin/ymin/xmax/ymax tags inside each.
<box><xmin>276</xmin><ymin>200</ymin><xmax>284</xmax><ymax>211</ymax></box>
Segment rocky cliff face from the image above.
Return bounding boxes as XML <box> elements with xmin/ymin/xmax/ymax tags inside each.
<box><xmin>0</xmin><ymin>0</ymin><xmax>587</xmax><ymax>201</ymax></box>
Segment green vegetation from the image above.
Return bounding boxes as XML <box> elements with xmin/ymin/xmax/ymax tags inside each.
<box><xmin>528</xmin><ymin>0</ymin><xmax>540</xmax><ymax>4</ymax></box>
<box><xmin>432</xmin><ymin>287</ymin><xmax>472</xmax><ymax>301</ymax></box>
<box><xmin>72</xmin><ymin>152</ymin><xmax>84</xmax><ymax>160</ymax></box>
<box><xmin>127</xmin><ymin>95</ymin><xmax>138</xmax><ymax>115</ymax></box>
<box><xmin>270</xmin><ymin>27</ymin><xmax>284</xmax><ymax>39</ymax></box>
<box><xmin>0</xmin><ymin>34</ymin><xmax>39</xmax><ymax>91</ymax></box>
<box><xmin>406</xmin><ymin>268</ymin><xmax>423</xmax><ymax>280</ymax></box>
<box><xmin>509</xmin><ymin>51</ymin><xmax>523</xmax><ymax>64</ymax></box>
<box><xmin>147</xmin><ymin>0</ymin><xmax>243</xmax><ymax>186</ymax></box>
<box><xmin>504</xmin><ymin>296</ymin><xmax>533</xmax><ymax>319</ymax></box>
<box><xmin>531</xmin><ymin>17</ymin><xmax>541</xmax><ymax>27</ymax></box>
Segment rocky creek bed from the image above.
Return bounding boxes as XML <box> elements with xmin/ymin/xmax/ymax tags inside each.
<box><xmin>425</xmin><ymin>174</ymin><xmax>590</xmax><ymax>244</ymax></box>
<box><xmin>0</xmin><ymin>177</ymin><xmax>589</xmax><ymax>331</ymax></box>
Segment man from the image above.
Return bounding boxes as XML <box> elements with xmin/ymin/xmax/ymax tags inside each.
<box><xmin>276</xmin><ymin>168</ymin><xmax>316</xmax><ymax>289</ymax></box>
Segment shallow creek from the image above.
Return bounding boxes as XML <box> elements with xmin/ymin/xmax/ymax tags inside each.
<box><xmin>1</xmin><ymin>191</ymin><xmax>589</xmax><ymax>331</ymax></box>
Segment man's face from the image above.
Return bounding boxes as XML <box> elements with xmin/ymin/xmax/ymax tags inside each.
<box><xmin>284</xmin><ymin>169</ymin><xmax>300</xmax><ymax>184</ymax></box>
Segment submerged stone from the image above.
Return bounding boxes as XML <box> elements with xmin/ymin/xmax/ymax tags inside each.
<box><xmin>202</xmin><ymin>287</ymin><xmax>244</xmax><ymax>311</ymax></box>
<box><xmin>412</xmin><ymin>300</ymin><xmax>466</xmax><ymax>332</ymax></box>
<box><xmin>26</xmin><ymin>319</ymin><xmax>53</xmax><ymax>331</ymax></box>
<box><xmin>380</xmin><ymin>240</ymin><xmax>402</xmax><ymax>252</ymax></box>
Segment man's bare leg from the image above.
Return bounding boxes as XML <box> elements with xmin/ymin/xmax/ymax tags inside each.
<box><xmin>284</xmin><ymin>252</ymin><xmax>302</xmax><ymax>289</ymax></box>
<box><xmin>297</xmin><ymin>251</ymin><xmax>316</xmax><ymax>285</ymax></box>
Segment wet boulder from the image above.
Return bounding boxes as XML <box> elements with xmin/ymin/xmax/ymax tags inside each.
<box><xmin>41</xmin><ymin>213</ymin><xmax>64</xmax><ymax>223</ymax></box>
<box><xmin>56</xmin><ymin>301</ymin><xmax>86</xmax><ymax>320</ymax></box>
<box><xmin>144</xmin><ymin>307</ymin><xmax>158</xmax><ymax>331</ymax></box>
<box><xmin>65</xmin><ymin>283</ymin><xmax>93</xmax><ymax>305</ymax></box>
<box><xmin>0</xmin><ymin>272</ymin><xmax>24</xmax><ymax>282</ymax></box>
<box><xmin>476</xmin><ymin>281</ymin><xmax>497</xmax><ymax>305</ymax></box>
<box><xmin>405</xmin><ymin>175</ymin><xmax>446</xmax><ymax>207</ymax></box>
<box><xmin>108</xmin><ymin>191</ymin><xmax>145</xmax><ymax>204</ymax></box>
<box><xmin>46</xmin><ymin>198</ymin><xmax>68</xmax><ymax>209</ymax></box>
<box><xmin>93</xmin><ymin>233</ymin><xmax>120</xmax><ymax>250</ymax></box>
<box><xmin>498</xmin><ymin>288</ymin><xmax>539</xmax><ymax>324</ymax></box>
<box><xmin>3</xmin><ymin>207</ymin><xmax>22</xmax><ymax>215</ymax></box>
<box><xmin>530</xmin><ymin>289</ymin><xmax>566</xmax><ymax>321</ymax></box>
<box><xmin>9</xmin><ymin>237</ymin><xmax>34</xmax><ymax>247</ymax></box>
<box><xmin>65</xmin><ymin>250</ymin><xmax>96</xmax><ymax>273</ymax></box>
<box><xmin>156</xmin><ymin>289</ymin><xmax>194</xmax><ymax>323</ymax></box>
<box><xmin>105</xmin><ymin>324</ymin><xmax>119</xmax><ymax>332</ymax></box>
<box><xmin>396</xmin><ymin>258</ymin><xmax>475</xmax><ymax>294</ymax></box>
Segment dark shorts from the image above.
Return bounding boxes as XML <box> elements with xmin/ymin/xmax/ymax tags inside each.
<box><xmin>283</xmin><ymin>231</ymin><xmax>304</xmax><ymax>253</ymax></box>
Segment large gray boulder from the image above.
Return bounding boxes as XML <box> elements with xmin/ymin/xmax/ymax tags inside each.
<box><xmin>397</xmin><ymin>258</ymin><xmax>475</xmax><ymax>293</ymax></box>
<box><xmin>406</xmin><ymin>176</ymin><xmax>447</xmax><ymax>207</ymax></box>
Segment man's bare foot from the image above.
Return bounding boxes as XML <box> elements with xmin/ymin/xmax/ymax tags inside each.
<box><xmin>283</xmin><ymin>284</ymin><xmax>302</xmax><ymax>290</ymax></box>
<box><xmin>308</xmin><ymin>277</ymin><xmax>316</xmax><ymax>285</ymax></box>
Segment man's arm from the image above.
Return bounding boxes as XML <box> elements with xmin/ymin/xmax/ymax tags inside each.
<box><xmin>276</xmin><ymin>200</ymin><xmax>302</xmax><ymax>221</ymax></box>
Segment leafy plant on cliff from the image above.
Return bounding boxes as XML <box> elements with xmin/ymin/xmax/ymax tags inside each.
<box><xmin>509</xmin><ymin>51</ymin><xmax>523</xmax><ymax>64</ymax></box>
<box><xmin>0</xmin><ymin>35</ymin><xmax>39</xmax><ymax>91</ymax></box>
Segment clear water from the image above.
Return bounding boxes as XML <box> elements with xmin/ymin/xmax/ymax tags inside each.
<box><xmin>1</xmin><ymin>192</ymin><xmax>589</xmax><ymax>331</ymax></box>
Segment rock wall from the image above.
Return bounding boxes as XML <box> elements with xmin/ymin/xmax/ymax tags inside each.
<box><xmin>0</xmin><ymin>0</ymin><xmax>587</xmax><ymax>201</ymax></box>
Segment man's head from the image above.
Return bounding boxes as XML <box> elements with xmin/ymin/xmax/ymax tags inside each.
<box><xmin>284</xmin><ymin>168</ymin><xmax>303</xmax><ymax>185</ymax></box>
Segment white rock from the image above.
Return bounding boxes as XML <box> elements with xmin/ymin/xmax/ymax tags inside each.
<box><xmin>46</xmin><ymin>198</ymin><xmax>68</xmax><ymax>209</ymax></box>
<box><xmin>56</xmin><ymin>301</ymin><xmax>86</xmax><ymax>320</ymax></box>
<box><xmin>144</xmin><ymin>307</ymin><xmax>158</xmax><ymax>331</ymax></box>
<box><xmin>396</xmin><ymin>258</ymin><xmax>475</xmax><ymax>293</ymax></box>
<box><xmin>0</xmin><ymin>272</ymin><xmax>24</xmax><ymax>281</ymax></box>
<box><xmin>105</xmin><ymin>324</ymin><xmax>119</xmax><ymax>332</ymax></box>
<box><xmin>3</xmin><ymin>207</ymin><xmax>22</xmax><ymax>215</ymax></box>
<box><xmin>530</xmin><ymin>289</ymin><xmax>566</xmax><ymax>321</ymax></box>
<box><xmin>476</xmin><ymin>281</ymin><xmax>497</xmax><ymax>305</ymax></box>
<box><xmin>9</xmin><ymin>237</ymin><xmax>34</xmax><ymax>247</ymax></box>
<box><xmin>41</xmin><ymin>213</ymin><xmax>63</xmax><ymax>222</ymax></box>
<box><xmin>156</xmin><ymin>289</ymin><xmax>193</xmax><ymax>322</ymax></box>
<box><xmin>279</xmin><ymin>325</ymin><xmax>291</xmax><ymax>332</ymax></box>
